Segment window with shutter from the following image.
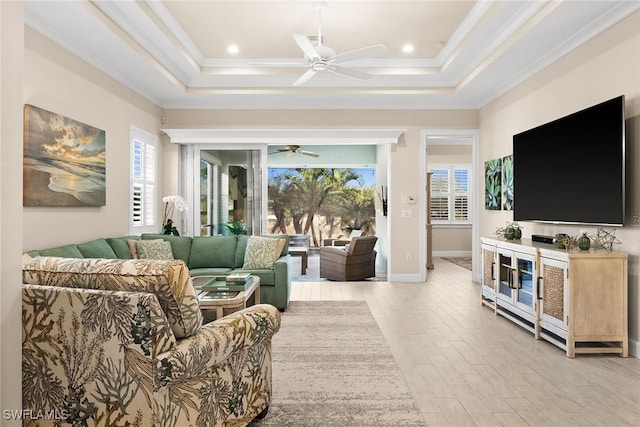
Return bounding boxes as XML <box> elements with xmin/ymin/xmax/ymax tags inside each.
<box><xmin>130</xmin><ymin>128</ymin><xmax>157</xmax><ymax>233</ymax></box>
<box><xmin>428</xmin><ymin>164</ymin><xmax>471</xmax><ymax>224</ymax></box>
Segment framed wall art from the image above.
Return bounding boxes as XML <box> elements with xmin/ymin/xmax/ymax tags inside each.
<box><xmin>23</xmin><ymin>105</ymin><xmax>106</xmax><ymax>207</ymax></box>
<box><xmin>502</xmin><ymin>154</ymin><xmax>514</xmax><ymax>210</ymax></box>
<box><xmin>484</xmin><ymin>158</ymin><xmax>502</xmax><ymax>210</ymax></box>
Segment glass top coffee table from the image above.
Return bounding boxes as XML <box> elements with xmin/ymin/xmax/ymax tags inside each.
<box><xmin>192</xmin><ymin>275</ymin><xmax>260</xmax><ymax>323</ymax></box>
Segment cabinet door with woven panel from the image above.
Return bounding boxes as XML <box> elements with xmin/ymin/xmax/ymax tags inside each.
<box><xmin>539</xmin><ymin>256</ymin><xmax>569</xmax><ymax>335</ymax></box>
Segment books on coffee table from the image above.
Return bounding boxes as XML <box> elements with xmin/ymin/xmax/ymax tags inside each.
<box><xmin>226</xmin><ymin>272</ymin><xmax>251</xmax><ymax>283</ymax></box>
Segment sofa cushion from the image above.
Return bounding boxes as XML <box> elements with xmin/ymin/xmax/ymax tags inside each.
<box><xmin>231</xmin><ymin>268</ymin><xmax>275</xmax><ymax>286</ymax></box>
<box><xmin>189</xmin><ymin>236</ymin><xmax>237</xmax><ymax>269</ymax></box>
<box><xmin>136</xmin><ymin>240</ymin><xmax>174</xmax><ymax>260</ymax></box>
<box><xmin>106</xmin><ymin>236</ymin><xmax>140</xmax><ymax>259</ymax></box>
<box><xmin>22</xmin><ymin>257</ymin><xmax>202</xmax><ymax>339</ymax></box>
<box><xmin>243</xmin><ymin>236</ymin><xmax>285</xmax><ymax>270</ymax></box>
<box><xmin>189</xmin><ymin>267</ymin><xmax>234</xmax><ymax>277</ymax></box>
<box><xmin>141</xmin><ymin>234</ymin><xmax>193</xmax><ymax>264</ymax></box>
<box><xmin>235</xmin><ymin>235</ymin><xmax>250</xmax><ymax>268</ymax></box>
<box><xmin>38</xmin><ymin>244</ymin><xmax>84</xmax><ymax>258</ymax></box>
<box><xmin>76</xmin><ymin>238</ymin><xmax>118</xmax><ymax>259</ymax></box>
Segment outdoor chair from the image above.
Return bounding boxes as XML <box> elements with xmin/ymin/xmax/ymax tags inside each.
<box><xmin>319</xmin><ymin>235</ymin><xmax>378</xmax><ymax>281</ymax></box>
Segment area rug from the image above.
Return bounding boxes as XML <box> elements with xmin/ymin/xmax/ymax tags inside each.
<box><xmin>441</xmin><ymin>256</ymin><xmax>472</xmax><ymax>271</ymax></box>
<box><xmin>249</xmin><ymin>301</ymin><xmax>425</xmax><ymax>426</ymax></box>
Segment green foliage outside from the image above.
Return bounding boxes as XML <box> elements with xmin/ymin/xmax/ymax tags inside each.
<box><xmin>268</xmin><ymin>168</ymin><xmax>376</xmax><ymax>246</ymax></box>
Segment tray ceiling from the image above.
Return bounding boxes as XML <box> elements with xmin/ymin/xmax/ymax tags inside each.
<box><xmin>25</xmin><ymin>0</ymin><xmax>639</xmax><ymax>110</ymax></box>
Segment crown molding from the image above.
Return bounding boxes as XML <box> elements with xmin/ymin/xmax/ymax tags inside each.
<box><xmin>162</xmin><ymin>128</ymin><xmax>406</xmax><ymax>144</ymax></box>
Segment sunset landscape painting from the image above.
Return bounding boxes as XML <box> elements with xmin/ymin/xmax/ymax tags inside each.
<box><xmin>23</xmin><ymin>105</ymin><xmax>106</xmax><ymax>207</ymax></box>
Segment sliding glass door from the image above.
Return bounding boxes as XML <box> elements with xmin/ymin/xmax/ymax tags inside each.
<box><xmin>182</xmin><ymin>145</ymin><xmax>266</xmax><ymax>237</ymax></box>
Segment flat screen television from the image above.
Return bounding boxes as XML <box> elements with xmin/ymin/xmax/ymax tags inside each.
<box><xmin>513</xmin><ymin>95</ymin><xmax>625</xmax><ymax>226</ymax></box>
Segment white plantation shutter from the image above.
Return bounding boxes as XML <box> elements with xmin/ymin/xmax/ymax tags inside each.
<box><xmin>453</xmin><ymin>168</ymin><xmax>469</xmax><ymax>221</ymax></box>
<box><xmin>430</xmin><ymin>169</ymin><xmax>449</xmax><ymax>220</ymax></box>
<box><xmin>130</xmin><ymin>128</ymin><xmax>157</xmax><ymax>233</ymax></box>
<box><xmin>132</xmin><ymin>183</ymin><xmax>143</xmax><ymax>226</ymax></box>
<box><xmin>429</xmin><ymin>164</ymin><xmax>471</xmax><ymax>224</ymax></box>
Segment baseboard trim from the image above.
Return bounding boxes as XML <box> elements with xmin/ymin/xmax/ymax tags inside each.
<box><xmin>433</xmin><ymin>251</ymin><xmax>472</xmax><ymax>257</ymax></box>
<box><xmin>388</xmin><ymin>273</ymin><xmax>423</xmax><ymax>283</ymax></box>
<box><xmin>629</xmin><ymin>338</ymin><xmax>639</xmax><ymax>359</ymax></box>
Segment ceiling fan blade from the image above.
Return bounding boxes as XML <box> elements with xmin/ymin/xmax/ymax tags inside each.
<box><xmin>334</xmin><ymin>44</ymin><xmax>387</xmax><ymax>64</ymax></box>
<box><xmin>328</xmin><ymin>65</ymin><xmax>372</xmax><ymax>81</ymax></box>
<box><xmin>300</xmin><ymin>150</ymin><xmax>320</xmax><ymax>157</ymax></box>
<box><xmin>293</xmin><ymin>68</ymin><xmax>318</xmax><ymax>86</ymax></box>
<box><xmin>293</xmin><ymin>34</ymin><xmax>320</xmax><ymax>60</ymax></box>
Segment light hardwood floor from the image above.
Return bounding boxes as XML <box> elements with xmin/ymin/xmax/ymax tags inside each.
<box><xmin>289</xmin><ymin>257</ymin><xmax>640</xmax><ymax>426</ymax></box>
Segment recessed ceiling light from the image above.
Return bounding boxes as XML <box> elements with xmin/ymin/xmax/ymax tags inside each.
<box><xmin>227</xmin><ymin>44</ymin><xmax>239</xmax><ymax>55</ymax></box>
<box><xmin>402</xmin><ymin>44</ymin><xmax>414</xmax><ymax>54</ymax></box>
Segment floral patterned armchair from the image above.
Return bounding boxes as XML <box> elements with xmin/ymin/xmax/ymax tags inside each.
<box><xmin>22</xmin><ymin>257</ymin><xmax>280</xmax><ymax>426</ymax></box>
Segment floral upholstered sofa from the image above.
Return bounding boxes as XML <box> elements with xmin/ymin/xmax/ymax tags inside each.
<box><xmin>22</xmin><ymin>256</ymin><xmax>280</xmax><ymax>427</ymax></box>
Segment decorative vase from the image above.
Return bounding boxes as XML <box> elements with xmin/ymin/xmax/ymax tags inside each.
<box><xmin>504</xmin><ymin>227</ymin><xmax>517</xmax><ymax>240</ymax></box>
<box><xmin>514</xmin><ymin>228</ymin><xmax>522</xmax><ymax>239</ymax></box>
<box><xmin>578</xmin><ymin>233</ymin><xmax>591</xmax><ymax>250</ymax></box>
<box><xmin>554</xmin><ymin>233</ymin><xmax>568</xmax><ymax>249</ymax></box>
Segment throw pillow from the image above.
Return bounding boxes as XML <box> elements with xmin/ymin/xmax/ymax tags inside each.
<box><xmin>243</xmin><ymin>236</ymin><xmax>284</xmax><ymax>269</ymax></box>
<box><xmin>22</xmin><ymin>252</ymin><xmax>33</xmax><ymax>266</ymax></box>
<box><xmin>127</xmin><ymin>239</ymin><xmax>140</xmax><ymax>259</ymax></box>
<box><xmin>135</xmin><ymin>239</ymin><xmax>174</xmax><ymax>260</ymax></box>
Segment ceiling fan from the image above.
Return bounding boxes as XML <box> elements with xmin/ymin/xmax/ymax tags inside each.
<box><xmin>269</xmin><ymin>145</ymin><xmax>320</xmax><ymax>157</ymax></box>
<box><xmin>252</xmin><ymin>1</ymin><xmax>387</xmax><ymax>86</ymax></box>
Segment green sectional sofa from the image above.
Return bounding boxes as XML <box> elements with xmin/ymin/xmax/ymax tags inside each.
<box><xmin>24</xmin><ymin>233</ymin><xmax>291</xmax><ymax>310</ymax></box>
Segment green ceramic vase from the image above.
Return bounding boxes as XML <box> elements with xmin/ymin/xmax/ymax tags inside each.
<box><xmin>504</xmin><ymin>227</ymin><xmax>517</xmax><ymax>240</ymax></box>
<box><xmin>578</xmin><ymin>233</ymin><xmax>591</xmax><ymax>250</ymax></box>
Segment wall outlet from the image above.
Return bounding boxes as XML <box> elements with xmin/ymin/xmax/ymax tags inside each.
<box><xmin>401</xmin><ymin>209</ymin><xmax>412</xmax><ymax>218</ymax></box>
<box><xmin>632</xmin><ymin>214</ymin><xmax>640</xmax><ymax>225</ymax></box>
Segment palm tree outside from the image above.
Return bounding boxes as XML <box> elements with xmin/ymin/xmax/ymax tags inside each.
<box><xmin>268</xmin><ymin>167</ymin><xmax>376</xmax><ymax>246</ymax></box>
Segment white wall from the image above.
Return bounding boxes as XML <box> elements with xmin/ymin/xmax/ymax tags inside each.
<box><xmin>22</xmin><ymin>28</ymin><xmax>163</xmax><ymax>251</ymax></box>
<box><xmin>376</xmin><ymin>143</ymin><xmax>390</xmax><ymax>272</ymax></box>
<box><xmin>479</xmin><ymin>11</ymin><xmax>640</xmax><ymax>354</ymax></box>
<box><xmin>1</xmin><ymin>2</ymin><xmax>24</xmax><ymax>422</ymax></box>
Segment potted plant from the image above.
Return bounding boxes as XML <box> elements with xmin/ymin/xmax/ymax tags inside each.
<box><xmin>222</xmin><ymin>220</ymin><xmax>247</xmax><ymax>235</ymax></box>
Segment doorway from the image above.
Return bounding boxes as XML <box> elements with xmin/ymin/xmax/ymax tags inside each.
<box><xmin>421</xmin><ymin>130</ymin><xmax>479</xmax><ymax>282</ymax></box>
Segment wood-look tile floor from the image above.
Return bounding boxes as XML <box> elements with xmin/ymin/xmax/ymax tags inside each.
<box><xmin>289</xmin><ymin>257</ymin><xmax>640</xmax><ymax>426</ymax></box>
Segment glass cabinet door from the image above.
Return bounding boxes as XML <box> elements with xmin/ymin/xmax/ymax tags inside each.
<box><xmin>515</xmin><ymin>256</ymin><xmax>535</xmax><ymax>310</ymax></box>
<box><xmin>497</xmin><ymin>253</ymin><xmax>513</xmax><ymax>301</ymax></box>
